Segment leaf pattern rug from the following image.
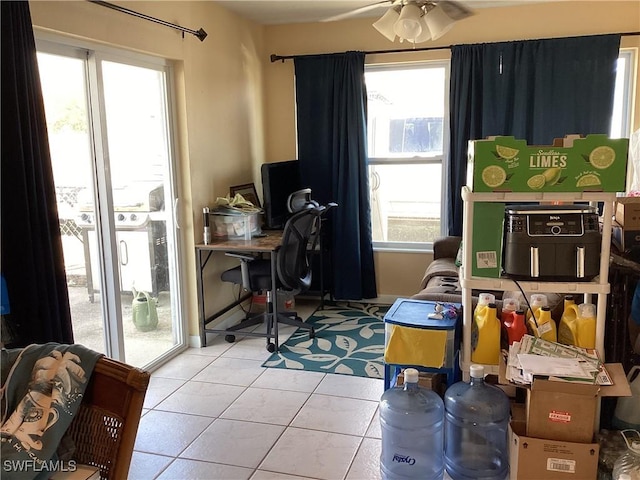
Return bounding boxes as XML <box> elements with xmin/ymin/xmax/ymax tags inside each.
<box><xmin>262</xmin><ymin>302</ymin><xmax>390</xmax><ymax>379</ymax></box>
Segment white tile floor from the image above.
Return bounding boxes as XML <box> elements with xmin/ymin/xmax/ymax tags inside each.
<box><xmin>130</xmin><ymin>300</ymin><xmax>384</xmax><ymax>480</ymax></box>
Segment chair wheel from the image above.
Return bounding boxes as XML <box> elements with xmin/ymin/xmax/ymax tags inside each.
<box><xmin>225</xmin><ymin>335</ymin><xmax>236</xmax><ymax>343</ymax></box>
<box><xmin>266</xmin><ymin>343</ymin><xmax>276</xmax><ymax>353</ymax></box>
<box><xmin>309</xmin><ymin>328</ymin><xmax>315</xmax><ymax>339</ymax></box>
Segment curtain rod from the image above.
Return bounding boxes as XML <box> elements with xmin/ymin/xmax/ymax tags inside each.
<box><xmin>88</xmin><ymin>0</ymin><xmax>207</xmax><ymax>42</ymax></box>
<box><xmin>270</xmin><ymin>31</ymin><xmax>640</xmax><ymax>62</ymax></box>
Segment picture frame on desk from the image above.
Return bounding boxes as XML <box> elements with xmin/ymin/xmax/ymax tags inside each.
<box><xmin>230</xmin><ymin>183</ymin><xmax>261</xmax><ymax>208</ymax></box>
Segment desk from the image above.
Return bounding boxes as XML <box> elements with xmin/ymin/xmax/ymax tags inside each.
<box><xmin>196</xmin><ymin>228</ymin><xmax>330</xmax><ymax>349</ymax></box>
<box><xmin>196</xmin><ymin>232</ymin><xmax>283</xmax><ymax>348</ymax></box>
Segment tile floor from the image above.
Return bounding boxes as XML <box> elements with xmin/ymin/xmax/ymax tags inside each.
<box><xmin>130</xmin><ymin>300</ymin><xmax>384</xmax><ymax>480</ymax></box>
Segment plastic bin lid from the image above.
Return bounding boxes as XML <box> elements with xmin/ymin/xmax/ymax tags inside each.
<box><xmin>383</xmin><ymin>298</ymin><xmax>459</xmax><ymax>329</ymax></box>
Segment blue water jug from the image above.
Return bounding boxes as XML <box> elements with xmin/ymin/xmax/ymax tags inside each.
<box><xmin>444</xmin><ymin>364</ymin><xmax>510</xmax><ymax>480</ymax></box>
<box><xmin>380</xmin><ymin>368</ymin><xmax>444</xmax><ymax>480</ymax></box>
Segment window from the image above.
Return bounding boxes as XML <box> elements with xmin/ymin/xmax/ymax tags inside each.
<box><xmin>366</xmin><ymin>50</ymin><xmax>635</xmax><ymax>251</ymax></box>
<box><xmin>366</xmin><ymin>63</ymin><xmax>449</xmax><ymax>250</ymax></box>
<box><xmin>611</xmin><ymin>49</ymin><xmax>634</xmax><ymax>139</ymax></box>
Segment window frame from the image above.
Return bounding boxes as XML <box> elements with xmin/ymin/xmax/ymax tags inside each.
<box><xmin>365</xmin><ymin>60</ymin><xmax>451</xmax><ymax>253</ymax></box>
<box><xmin>612</xmin><ymin>48</ymin><xmax>635</xmax><ymax>139</ymax></box>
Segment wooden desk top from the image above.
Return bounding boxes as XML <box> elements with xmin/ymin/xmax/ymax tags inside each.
<box><xmin>196</xmin><ymin>231</ymin><xmax>283</xmax><ymax>253</ymax></box>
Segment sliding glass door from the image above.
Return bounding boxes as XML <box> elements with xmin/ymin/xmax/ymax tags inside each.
<box><xmin>36</xmin><ymin>38</ymin><xmax>185</xmax><ymax>368</ymax></box>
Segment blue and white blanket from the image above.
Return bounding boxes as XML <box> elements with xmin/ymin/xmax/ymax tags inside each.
<box><xmin>1</xmin><ymin>343</ymin><xmax>102</xmax><ymax>480</ymax></box>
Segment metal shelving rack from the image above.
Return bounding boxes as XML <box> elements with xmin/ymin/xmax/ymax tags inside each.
<box><xmin>459</xmin><ymin>186</ymin><xmax>616</xmax><ymax>377</ymax></box>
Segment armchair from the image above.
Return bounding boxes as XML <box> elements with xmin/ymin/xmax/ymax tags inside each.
<box><xmin>64</xmin><ymin>356</ymin><xmax>150</xmax><ymax>479</ymax></box>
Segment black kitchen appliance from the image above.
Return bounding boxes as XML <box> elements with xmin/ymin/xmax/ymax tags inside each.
<box><xmin>503</xmin><ymin>204</ymin><xmax>601</xmax><ymax>281</ymax></box>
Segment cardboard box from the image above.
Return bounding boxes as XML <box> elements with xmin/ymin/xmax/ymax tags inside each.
<box><xmin>467</xmin><ymin>134</ymin><xmax>628</xmax><ymax>193</ymax></box>
<box><xmin>611</xmin><ymin>220</ymin><xmax>640</xmax><ymax>251</ymax></box>
<box><xmin>526</xmin><ymin>379</ymin><xmax>599</xmax><ymax>443</ymax></box>
<box><xmin>509</xmin><ymin>422</ymin><xmax>599</xmax><ymax>480</ymax></box>
<box><xmin>615</xmin><ymin>197</ymin><xmax>640</xmax><ymax>228</ymax></box>
<box><xmin>396</xmin><ymin>371</ymin><xmax>446</xmax><ymax>397</ymax></box>
<box><xmin>499</xmin><ymin>360</ymin><xmax>633</xmax><ymax>443</ymax></box>
<box><xmin>471</xmin><ymin>202</ymin><xmax>504</xmax><ymax>278</ymax></box>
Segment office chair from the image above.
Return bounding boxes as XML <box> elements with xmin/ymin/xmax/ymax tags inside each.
<box><xmin>221</xmin><ymin>202</ymin><xmax>336</xmax><ymax>352</ymax></box>
<box><xmin>287</xmin><ymin>188</ymin><xmax>318</xmax><ymax>213</ymax></box>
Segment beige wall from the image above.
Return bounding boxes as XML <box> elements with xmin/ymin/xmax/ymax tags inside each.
<box><xmin>28</xmin><ymin>1</ymin><xmax>640</xmax><ymax>339</ymax></box>
<box><xmin>264</xmin><ymin>0</ymin><xmax>640</xmax><ymax>298</ymax></box>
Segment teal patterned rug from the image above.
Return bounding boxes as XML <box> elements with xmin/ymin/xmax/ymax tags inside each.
<box><xmin>262</xmin><ymin>302</ymin><xmax>390</xmax><ymax>379</ymax></box>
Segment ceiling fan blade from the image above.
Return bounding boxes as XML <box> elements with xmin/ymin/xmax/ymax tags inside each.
<box><xmin>321</xmin><ymin>0</ymin><xmax>394</xmax><ymax>23</ymax></box>
<box><xmin>437</xmin><ymin>0</ymin><xmax>475</xmax><ymax>20</ymax></box>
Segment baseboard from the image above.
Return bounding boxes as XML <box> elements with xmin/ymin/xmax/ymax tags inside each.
<box><xmin>368</xmin><ymin>294</ymin><xmax>401</xmax><ymax>305</ymax></box>
<box><xmin>189</xmin><ymin>296</ymin><xmax>400</xmax><ymax>347</ymax></box>
<box><xmin>188</xmin><ymin>309</ymin><xmax>248</xmax><ymax>348</ymax></box>
<box><xmin>329</xmin><ymin>294</ymin><xmax>400</xmax><ymax>305</ymax></box>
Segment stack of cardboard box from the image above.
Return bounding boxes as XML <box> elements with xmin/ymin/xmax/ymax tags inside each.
<box><xmin>503</xmin><ymin>363</ymin><xmax>632</xmax><ymax>479</ymax></box>
<box><xmin>613</xmin><ymin>197</ymin><xmax>640</xmax><ymax>251</ymax></box>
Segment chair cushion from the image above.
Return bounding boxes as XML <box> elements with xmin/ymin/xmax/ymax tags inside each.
<box><xmin>419</xmin><ymin>258</ymin><xmax>460</xmax><ymax>290</ymax></box>
<box><xmin>221</xmin><ymin>259</ymin><xmax>274</xmax><ymax>291</ymax></box>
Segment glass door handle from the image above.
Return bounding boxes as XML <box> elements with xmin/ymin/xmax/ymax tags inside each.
<box><xmin>174</xmin><ymin>197</ymin><xmax>180</xmax><ymax>229</ymax></box>
<box><xmin>119</xmin><ymin>239</ymin><xmax>128</xmax><ymax>266</ymax></box>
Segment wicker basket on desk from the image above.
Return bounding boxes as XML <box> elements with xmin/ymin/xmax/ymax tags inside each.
<box><xmin>64</xmin><ymin>356</ymin><xmax>150</xmax><ymax>480</ymax></box>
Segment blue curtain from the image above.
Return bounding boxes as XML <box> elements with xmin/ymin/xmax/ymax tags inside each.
<box><xmin>448</xmin><ymin>34</ymin><xmax>621</xmax><ymax>235</ymax></box>
<box><xmin>1</xmin><ymin>1</ymin><xmax>74</xmax><ymax>346</ymax></box>
<box><xmin>294</xmin><ymin>52</ymin><xmax>377</xmax><ymax>300</ymax></box>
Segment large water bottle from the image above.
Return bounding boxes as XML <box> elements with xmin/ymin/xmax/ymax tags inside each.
<box><xmin>612</xmin><ymin>430</ymin><xmax>640</xmax><ymax>480</ymax></box>
<box><xmin>380</xmin><ymin>368</ymin><xmax>444</xmax><ymax>480</ymax></box>
<box><xmin>444</xmin><ymin>364</ymin><xmax>510</xmax><ymax>480</ymax></box>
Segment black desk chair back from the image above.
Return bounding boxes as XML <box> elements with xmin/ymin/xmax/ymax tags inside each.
<box><xmin>221</xmin><ymin>202</ymin><xmax>336</xmax><ymax>352</ymax></box>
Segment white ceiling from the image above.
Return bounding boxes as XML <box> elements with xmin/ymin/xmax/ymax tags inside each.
<box><xmin>213</xmin><ymin>0</ymin><xmax>546</xmax><ymax>25</ymax></box>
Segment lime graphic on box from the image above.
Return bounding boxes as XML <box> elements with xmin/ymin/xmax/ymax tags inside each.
<box><xmin>527</xmin><ymin>174</ymin><xmax>546</xmax><ymax>190</ymax></box>
<box><xmin>576</xmin><ymin>173</ymin><xmax>601</xmax><ymax>188</ymax></box>
<box><xmin>589</xmin><ymin>145</ymin><xmax>616</xmax><ymax>169</ymax></box>
<box><xmin>496</xmin><ymin>145</ymin><xmax>519</xmax><ymax>160</ymax></box>
<box><xmin>468</xmin><ymin>135</ymin><xmax>628</xmax><ymax>193</ymax></box>
<box><xmin>542</xmin><ymin>167</ymin><xmax>561</xmax><ymax>186</ymax></box>
<box><xmin>481</xmin><ymin>165</ymin><xmax>507</xmax><ymax>188</ymax></box>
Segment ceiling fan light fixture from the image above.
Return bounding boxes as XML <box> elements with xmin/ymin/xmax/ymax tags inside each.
<box><xmin>424</xmin><ymin>4</ymin><xmax>457</xmax><ymax>40</ymax></box>
<box><xmin>413</xmin><ymin>13</ymin><xmax>432</xmax><ymax>43</ymax></box>
<box><xmin>372</xmin><ymin>7</ymin><xmax>400</xmax><ymax>42</ymax></box>
<box><xmin>393</xmin><ymin>3</ymin><xmax>423</xmax><ymax>43</ymax></box>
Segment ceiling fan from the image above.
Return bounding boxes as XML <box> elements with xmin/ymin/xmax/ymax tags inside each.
<box><xmin>322</xmin><ymin>0</ymin><xmax>475</xmax><ymax>44</ymax></box>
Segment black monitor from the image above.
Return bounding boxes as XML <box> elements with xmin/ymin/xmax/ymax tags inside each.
<box><xmin>261</xmin><ymin>160</ymin><xmax>301</xmax><ymax>230</ymax></box>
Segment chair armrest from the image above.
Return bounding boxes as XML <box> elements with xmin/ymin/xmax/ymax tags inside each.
<box><xmin>224</xmin><ymin>252</ymin><xmax>257</xmax><ymax>262</ymax></box>
<box><xmin>433</xmin><ymin>236</ymin><xmax>462</xmax><ymax>260</ymax></box>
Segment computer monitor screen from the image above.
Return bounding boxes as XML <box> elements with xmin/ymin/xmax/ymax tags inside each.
<box><xmin>261</xmin><ymin>160</ymin><xmax>301</xmax><ymax>229</ymax></box>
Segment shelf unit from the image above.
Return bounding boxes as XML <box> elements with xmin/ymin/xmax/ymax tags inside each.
<box><xmin>459</xmin><ymin>186</ymin><xmax>616</xmax><ymax>377</ymax></box>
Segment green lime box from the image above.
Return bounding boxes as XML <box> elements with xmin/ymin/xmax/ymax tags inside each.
<box><xmin>471</xmin><ymin>202</ymin><xmax>505</xmax><ymax>278</ymax></box>
<box><xmin>467</xmin><ymin>134</ymin><xmax>628</xmax><ymax>193</ymax></box>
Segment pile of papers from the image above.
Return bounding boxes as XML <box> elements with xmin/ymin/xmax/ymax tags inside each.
<box><xmin>505</xmin><ymin>335</ymin><xmax>612</xmax><ymax>386</ymax></box>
